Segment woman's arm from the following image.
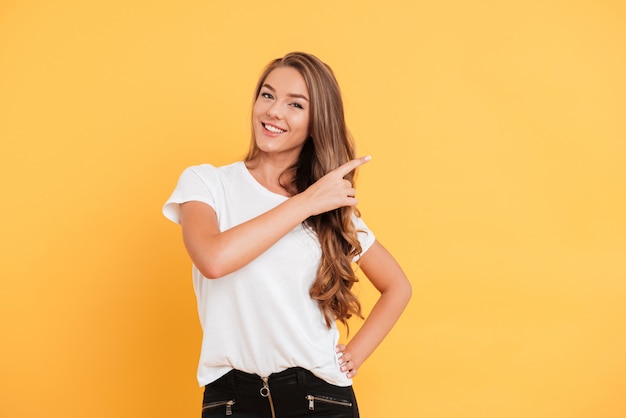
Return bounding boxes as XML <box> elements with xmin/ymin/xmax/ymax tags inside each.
<box><xmin>180</xmin><ymin>196</ymin><xmax>309</xmax><ymax>278</ymax></box>
<box><xmin>179</xmin><ymin>157</ymin><xmax>370</xmax><ymax>278</ymax></box>
<box><xmin>337</xmin><ymin>240</ymin><xmax>412</xmax><ymax>378</ymax></box>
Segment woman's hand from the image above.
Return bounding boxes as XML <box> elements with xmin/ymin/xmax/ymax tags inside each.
<box><xmin>301</xmin><ymin>156</ymin><xmax>371</xmax><ymax>216</ymax></box>
<box><xmin>336</xmin><ymin>344</ymin><xmax>359</xmax><ymax>379</ymax></box>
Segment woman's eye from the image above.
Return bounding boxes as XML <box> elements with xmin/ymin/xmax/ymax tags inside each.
<box><xmin>291</xmin><ymin>103</ymin><xmax>304</xmax><ymax>109</ymax></box>
<box><xmin>261</xmin><ymin>92</ymin><xmax>273</xmax><ymax>99</ymax></box>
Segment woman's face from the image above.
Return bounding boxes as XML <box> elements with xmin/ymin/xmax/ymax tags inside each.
<box><xmin>252</xmin><ymin>67</ymin><xmax>311</xmax><ymax>161</ymax></box>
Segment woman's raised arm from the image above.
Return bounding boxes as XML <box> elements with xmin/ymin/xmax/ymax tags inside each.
<box><xmin>179</xmin><ymin>156</ymin><xmax>371</xmax><ymax>278</ymax></box>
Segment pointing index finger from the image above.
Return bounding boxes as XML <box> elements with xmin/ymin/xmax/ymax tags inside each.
<box><xmin>336</xmin><ymin>155</ymin><xmax>371</xmax><ymax>177</ymax></box>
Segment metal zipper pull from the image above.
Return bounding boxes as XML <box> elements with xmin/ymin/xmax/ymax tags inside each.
<box><xmin>260</xmin><ymin>377</ymin><xmax>276</xmax><ymax>418</ymax></box>
<box><xmin>306</xmin><ymin>395</ymin><xmax>315</xmax><ymax>410</ymax></box>
<box><xmin>260</xmin><ymin>377</ymin><xmax>270</xmax><ymax>397</ymax></box>
<box><xmin>226</xmin><ymin>400</ymin><xmax>234</xmax><ymax>416</ymax></box>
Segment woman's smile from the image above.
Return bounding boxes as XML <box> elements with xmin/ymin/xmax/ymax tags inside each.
<box><xmin>262</xmin><ymin>122</ymin><xmax>287</xmax><ymax>135</ymax></box>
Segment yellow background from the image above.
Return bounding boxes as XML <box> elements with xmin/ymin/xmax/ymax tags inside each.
<box><xmin>1</xmin><ymin>0</ymin><xmax>625</xmax><ymax>417</ymax></box>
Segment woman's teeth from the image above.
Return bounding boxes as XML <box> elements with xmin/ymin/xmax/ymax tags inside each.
<box><xmin>264</xmin><ymin>124</ymin><xmax>286</xmax><ymax>134</ymax></box>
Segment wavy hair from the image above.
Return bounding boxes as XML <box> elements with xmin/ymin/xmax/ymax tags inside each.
<box><xmin>245</xmin><ymin>52</ymin><xmax>363</xmax><ymax>328</ymax></box>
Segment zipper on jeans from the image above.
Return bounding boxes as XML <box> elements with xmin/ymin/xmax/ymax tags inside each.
<box><xmin>260</xmin><ymin>377</ymin><xmax>276</xmax><ymax>418</ymax></box>
<box><xmin>202</xmin><ymin>399</ymin><xmax>235</xmax><ymax>415</ymax></box>
<box><xmin>305</xmin><ymin>394</ymin><xmax>353</xmax><ymax>410</ymax></box>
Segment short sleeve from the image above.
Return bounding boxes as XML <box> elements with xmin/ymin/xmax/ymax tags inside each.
<box><xmin>162</xmin><ymin>165</ymin><xmax>219</xmax><ymax>224</ymax></box>
<box><xmin>353</xmin><ymin>215</ymin><xmax>376</xmax><ymax>257</ymax></box>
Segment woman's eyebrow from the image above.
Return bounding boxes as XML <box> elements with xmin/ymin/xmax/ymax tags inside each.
<box><xmin>262</xmin><ymin>83</ymin><xmax>309</xmax><ymax>102</ymax></box>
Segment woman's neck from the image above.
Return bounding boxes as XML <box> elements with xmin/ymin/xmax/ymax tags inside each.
<box><xmin>245</xmin><ymin>156</ymin><xmax>296</xmax><ymax>196</ymax></box>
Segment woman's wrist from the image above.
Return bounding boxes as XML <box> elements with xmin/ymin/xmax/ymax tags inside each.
<box><xmin>289</xmin><ymin>190</ymin><xmax>315</xmax><ymax>219</ymax></box>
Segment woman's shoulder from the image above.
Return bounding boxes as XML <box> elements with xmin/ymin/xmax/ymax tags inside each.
<box><xmin>182</xmin><ymin>161</ymin><xmax>243</xmax><ymax>178</ymax></box>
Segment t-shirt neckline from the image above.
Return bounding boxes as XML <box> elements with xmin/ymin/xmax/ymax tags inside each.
<box><xmin>238</xmin><ymin>161</ymin><xmax>290</xmax><ymax>200</ymax></box>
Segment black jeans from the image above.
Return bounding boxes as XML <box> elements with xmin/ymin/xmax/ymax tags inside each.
<box><xmin>201</xmin><ymin>367</ymin><xmax>359</xmax><ymax>418</ymax></box>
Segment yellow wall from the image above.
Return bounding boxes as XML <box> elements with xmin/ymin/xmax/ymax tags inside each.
<box><xmin>1</xmin><ymin>1</ymin><xmax>625</xmax><ymax>417</ymax></box>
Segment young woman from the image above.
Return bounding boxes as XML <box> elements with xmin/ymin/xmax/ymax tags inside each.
<box><xmin>163</xmin><ymin>52</ymin><xmax>411</xmax><ymax>417</ymax></box>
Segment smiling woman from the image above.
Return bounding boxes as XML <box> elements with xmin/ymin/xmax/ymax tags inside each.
<box><xmin>162</xmin><ymin>51</ymin><xmax>412</xmax><ymax>418</ymax></box>
<box><xmin>250</xmin><ymin>67</ymin><xmax>311</xmax><ymax>173</ymax></box>
<box><xmin>3</xmin><ymin>1</ymin><xmax>625</xmax><ymax>417</ymax></box>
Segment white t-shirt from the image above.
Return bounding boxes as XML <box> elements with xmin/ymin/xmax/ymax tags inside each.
<box><xmin>163</xmin><ymin>161</ymin><xmax>376</xmax><ymax>387</ymax></box>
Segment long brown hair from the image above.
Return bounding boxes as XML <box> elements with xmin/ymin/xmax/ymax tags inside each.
<box><xmin>245</xmin><ymin>52</ymin><xmax>364</xmax><ymax>328</ymax></box>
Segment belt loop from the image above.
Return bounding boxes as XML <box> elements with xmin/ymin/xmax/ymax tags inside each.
<box><xmin>227</xmin><ymin>369</ymin><xmax>236</xmax><ymax>390</ymax></box>
<box><xmin>296</xmin><ymin>368</ymin><xmax>307</xmax><ymax>388</ymax></box>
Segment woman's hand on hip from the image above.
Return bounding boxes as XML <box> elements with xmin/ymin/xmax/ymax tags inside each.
<box><xmin>336</xmin><ymin>344</ymin><xmax>359</xmax><ymax>379</ymax></box>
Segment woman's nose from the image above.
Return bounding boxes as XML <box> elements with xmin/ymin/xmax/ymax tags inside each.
<box><xmin>267</xmin><ymin>103</ymin><xmax>282</xmax><ymax>118</ymax></box>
